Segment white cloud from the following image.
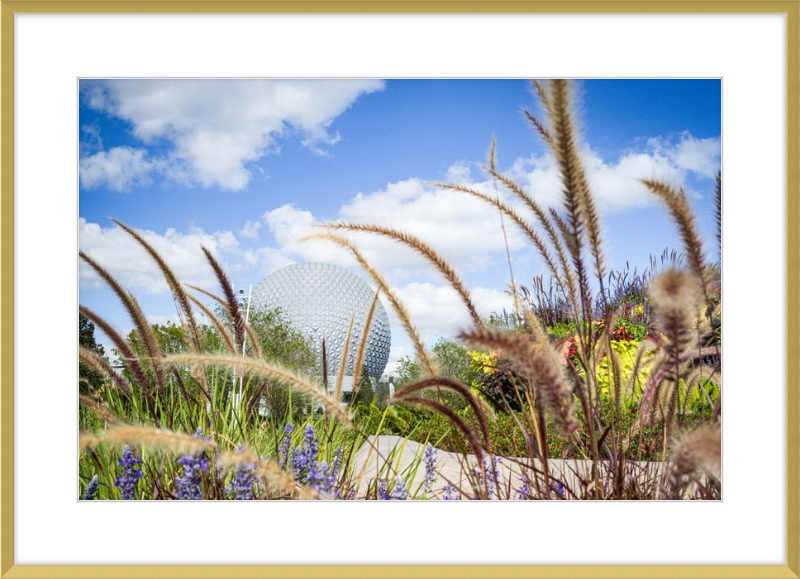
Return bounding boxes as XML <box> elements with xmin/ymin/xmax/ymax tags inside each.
<box><xmin>391</xmin><ymin>282</ymin><xmax>515</xmax><ymax>340</ymax></box>
<box><xmin>668</xmin><ymin>132</ymin><xmax>721</xmax><ymax>178</ymax></box>
<box><xmin>146</xmin><ymin>314</ymin><xmax>182</xmax><ymax>326</ymax></box>
<box><xmin>79</xmin><ymin>147</ymin><xmax>153</xmax><ymax>192</ymax></box>
<box><xmin>263</xmin><ymin>204</ymin><xmax>357</xmax><ymax>267</ymax></box>
<box><xmin>79</xmin><ymin>218</ymin><xmax>240</xmax><ymax>294</ymax></box>
<box><xmin>384</xmin><ymin>344</ymin><xmax>410</xmax><ymax>376</ymax></box>
<box><xmin>82</xmin><ymin>79</ymin><xmax>385</xmax><ymax>190</ymax></box>
<box><xmin>506</xmin><ymin>145</ymin><xmax>692</xmax><ymax>213</ymax></box>
<box><xmin>340</xmin><ymin>178</ymin><xmax>527</xmax><ymax>271</ymax></box>
<box><xmin>444</xmin><ymin>161</ymin><xmax>473</xmax><ymax>184</ymax></box>
<box><xmin>241</xmin><ymin>246</ymin><xmax>296</xmax><ymax>277</ymax></box>
<box><xmin>238</xmin><ymin>220</ymin><xmax>261</xmax><ymax>240</ymax></box>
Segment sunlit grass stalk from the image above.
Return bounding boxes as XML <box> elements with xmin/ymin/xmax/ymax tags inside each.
<box><xmin>351</xmin><ymin>291</ymin><xmax>380</xmax><ymax>393</ymax></box>
<box><xmin>335</xmin><ymin>315</ymin><xmax>356</xmax><ymax>403</ymax></box>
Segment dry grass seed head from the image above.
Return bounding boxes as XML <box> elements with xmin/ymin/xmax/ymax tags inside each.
<box><xmin>667</xmin><ymin>424</ymin><xmax>721</xmax><ymax>496</ymax></box>
<box><xmin>79</xmin><ymin>346</ymin><xmax>132</xmax><ymax>397</ymax></box>
<box><xmin>187</xmin><ymin>294</ymin><xmax>237</xmax><ymax>354</ymax></box>
<box><xmin>79</xmin><ymin>252</ymin><xmax>167</xmax><ymax>392</ymax></box>
<box><xmin>112</xmin><ymin>220</ymin><xmax>203</xmax><ymax>352</ymax></box>
<box><xmin>322</xmin><ymin>222</ymin><xmax>482</xmax><ymax>328</ymax></box>
<box><xmin>394</xmin><ymin>376</ymin><xmax>494</xmax><ymax>454</ymax></box>
<box><xmin>79</xmin><ymin>394</ymin><xmax>120</xmax><ymax>425</ymax></box>
<box><xmin>303</xmin><ymin>232</ymin><xmax>435</xmax><ymax>377</ymax></box>
<box><xmin>201</xmin><ymin>246</ymin><xmax>246</xmax><ymax>352</ymax></box>
<box><xmin>640</xmin><ymin>181</ymin><xmax>708</xmax><ymax>295</ymax></box>
<box><xmin>351</xmin><ymin>291</ymin><xmax>381</xmax><ymax>392</ymax></box>
<box><xmin>650</xmin><ymin>268</ymin><xmax>702</xmax><ymax>316</ymax></box>
<box><xmin>460</xmin><ymin>328</ymin><xmax>577</xmax><ymax>436</ymax></box>
<box><xmin>334</xmin><ymin>314</ymin><xmax>356</xmax><ymax>402</ymax></box>
<box><xmin>165</xmin><ymin>353</ymin><xmax>353</xmax><ymax>426</ymax></box>
<box><xmin>79</xmin><ymin>305</ymin><xmax>153</xmax><ymax>395</ymax></box>
<box><xmin>215</xmin><ymin>446</ymin><xmax>318</xmax><ymax>500</ymax></box>
<box><xmin>432</xmin><ymin>181</ymin><xmax>565</xmax><ymax>292</ymax></box>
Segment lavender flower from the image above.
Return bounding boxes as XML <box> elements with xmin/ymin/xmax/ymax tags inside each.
<box><xmin>114</xmin><ymin>445</ymin><xmax>143</xmax><ymax>500</ymax></box>
<box><xmin>422</xmin><ymin>443</ymin><xmax>437</xmax><ymax>494</ymax></box>
<box><xmin>517</xmin><ymin>480</ymin><xmax>531</xmax><ymax>500</ymax></box>
<box><xmin>391</xmin><ymin>479</ymin><xmax>408</xmax><ymax>500</ymax></box>
<box><xmin>377</xmin><ymin>478</ymin><xmax>390</xmax><ymax>500</ymax></box>
<box><xmin>227</xmin><ymin>444</ymin><xmax>257</xmax><ymax>500</ymax></box>
<box><xmin>278</xmin><ymin>422</ymin><xmax>295</xmax><ymax>470</ymax></box>
<box><xmin>549</xmin><ymin>480</ymin><xmax>565</xmax><ymax>498</ymax></box>
<box><xmin>442</xmin><ymin>483</ymin><xmax>461</xmax><ymax>500</ymax></box>
<box><xmin>82</xmin><ymin>475</ymin><xmax>99</xmax><ymax>500</ymax></box>
<box><xmin>330</xmin><ymin>446</ymin><xmax>343</xmax><ymax>481</ymax></box>
<box><xmin>306</xmin><ymin>460</ymin><xmax>336</xmax><ymax>497</ymax></box>
<box><xmin>292</xmin><ymin>424</ymin><xmax>319</xmax><ymax>483</ymax></box>
<box><xmin>474</xmin><ymin>454</ymin><xmax>501</xmax><ymax>500</ymax></box>
<box><xmin>173</xmin><ymin>428</ymin><xmax>210</xmax><ymax>500</ymax></box>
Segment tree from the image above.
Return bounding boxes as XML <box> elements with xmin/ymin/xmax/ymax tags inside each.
<box><xmin>351</xmin><ymin>373</ymin><xmax>375</xmax><ymax>407</ymax></box>
<box><xmin>79</xmin><ymin>314</ymin><xmax>106</xmax><ymax>393</ymax></box>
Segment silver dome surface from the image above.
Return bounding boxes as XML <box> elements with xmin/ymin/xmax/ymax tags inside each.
<box><xmin>249</xmin><ymin>262</ymin><xmax>391</xmax><ymax>378</ymax></box>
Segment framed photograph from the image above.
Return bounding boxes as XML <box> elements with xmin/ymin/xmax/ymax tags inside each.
<box><xmin>1</xmin><ymin>2</ymin><xmax>797</xmax><ymax>578</ymax></box>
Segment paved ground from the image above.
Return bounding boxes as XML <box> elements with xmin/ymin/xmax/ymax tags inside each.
<box><xmin>351</xmin><ymin>435</ymin><xmax>668</xmax><ymax>499</ymax></box>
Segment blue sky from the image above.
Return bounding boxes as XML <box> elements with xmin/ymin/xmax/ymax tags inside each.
<box><xmin>79</xmin><ymin>79</ymin><xmax>721</xmax><ymax>373</ymax></box>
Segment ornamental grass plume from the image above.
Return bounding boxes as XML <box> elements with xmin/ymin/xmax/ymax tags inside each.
<box><xmin>114</xmin><ymin>445</ymin><xmax>143</xmax><ymax>500</ymax></box>
<box><xmin>649</xmin><ymin>269</ymin><xmax>701</xmax><ymax>388</ymax></box>
<box><xmin>165</xmin><ymin>353</ymin><xmax>353</xmax><ymax>426</ymax></box>
<box><xmin>648</xmin><ymin>267</ymin><xmax>704</xmax><ymax>450</ymax></box>
<box><xmin>666</xmin><ymin>424</ymin><xmax>721</xmax><ymax>499</ymax></box>
<box><xmin>321</xmin><ymin>222</ymin><xmax>483</xmax><ymax>328</ymax></box>
<box><xmin>460</xmin><ymin>328</ymin><xmax>578</xmax><ymax>436</ymax></box>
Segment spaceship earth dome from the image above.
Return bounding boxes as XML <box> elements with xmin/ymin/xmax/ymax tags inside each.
<box><xmin>249</xmin><ymin>262</ymin><xmax>391</xmax><ymax>379</ymax></box>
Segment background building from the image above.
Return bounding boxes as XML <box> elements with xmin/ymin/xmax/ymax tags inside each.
<box><xmin>249</xmin><ymin>262</ymin><xmax>391</xmax><ymax>393</ymax></box>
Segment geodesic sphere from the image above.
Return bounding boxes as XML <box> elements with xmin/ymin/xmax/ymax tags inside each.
<box><xmin>249</xmin><ymin>262</ymin><xmax>391</xmax><ymax>378</ymax></box>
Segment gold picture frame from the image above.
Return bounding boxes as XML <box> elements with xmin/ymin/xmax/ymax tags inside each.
<box><xmin>1</xmin><ymin>2</ymin><xmax>798</xmax><ymax>578</ymax></box>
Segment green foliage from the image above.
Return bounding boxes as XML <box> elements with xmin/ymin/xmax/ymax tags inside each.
<box><xmin>595</xmin><ymin>339</ymin><xmax>652</xmax><ymax>402</ymax></box>
<box><xmin>548</xmin><ymin>321</ymin><xmax>577</xmax><ymax>339</ymax></box>
<box><xmin>431</xmin><ymin>338</ymin><xmax>484</xmax><ymax>387</ymax></box>
<box><xmin>352</xmin><ymin>374</ymin><xmax>375</xmax><ymax>406</ymax></box>
<box><xmin>392</xmin><ymin>355</ymin><xmax>423</xmax><ymax>387</ymax></box>
<box><xmin>246</xmin><ymin>308</ymin><xmax>316</xmax><ymax>372</ymax></box>
<box><xmin>79</xmin><ymin>314</ymin><xmax>106</xmax><ymax>392</ymax></box>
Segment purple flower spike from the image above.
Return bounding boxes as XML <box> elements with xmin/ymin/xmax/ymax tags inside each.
<box><xmin>391</xmin><ymin>479</ymin><xmax>408</xmax><ymax>500</ymax></box>
<box><xmin>292</xmin><ymin>424</ymin><xmax>319</xmax><ymax>483</ymax></box>
<box><xmin>82</xmin><ymin>475</ymin><xmax>100</xmax><ymax>500</ymax></box>
<box><xmin>227</xmin><ymin>444</ymin><xmax>257</xmax><ymax>500</ymax></box>
<box><xmin>114</xmin><ymin>445</ymin><xmax>143</xmax><ymax>500</ymax></box>
<box><xmin>377</xmin><ymin>479</ymin><xmax>389</xmax><ymax>500</ymax></box>
<box><xmin>278</xmin><ymin>422</ymin><xmax>295</xmax><ymax>470</ymax></box>
<box><xmin>423</xmin><ymin>443</ymin><xmax>437</xmax><ymax>494</ymax></box>
<box><xmin>174</xmin><ymin>428</ymin><xmax>210</xmax><ymax>500</ymax></box>
<box><xmin>442</xmin><ymin>483</ymin><xmax>461</xmax><ymax>500</ymax></box>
